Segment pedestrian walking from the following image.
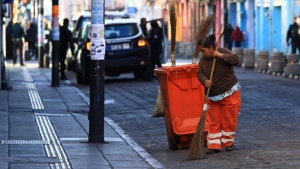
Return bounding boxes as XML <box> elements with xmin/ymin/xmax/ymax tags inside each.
<box><xmin>286</xmin><ymin>17</ymin><xmax>300</xmax><ymax>54</ymax></box>
<box><xmin>230</xmin><ymin>26</ymin><xmax>244</xmax><ymax>48</ymax></box>
<box><xmin>25</xmin><ymin>22</ymin><xmax>38</xmax><ymax>58</ymax></box>
<box><xmin>44</xmin><ymin>22</ymin><xmax>51</xmax><ymax>56</ymax></box>
<box><xmin>224</xmin><ymin>23</ymin><xmax>233</xmax><ymax>50</ymax></box>
<box><xmin>11</xmin><ymin>20</ymin><xmax>26</xmax><ymax>66</ymax></box>
<box><xmin>147</xmin><ymin>21</ymin><xmax>163</xmax><ymax>78</ymax></box>
<box><xmin>5</xmin><ymin>21</ymin><xmax>14</xmax><ymax>59</ymax></box>
<box><xmin>59</xmin><ymin>18</ymin><xmax>74</xmax><ymax>80</ymax></box>
<box><xmin>197</xmin><ymin>34</ymin><xmax>241</xmax><ymax>154</ymax></box>
<box><xmin>140</xmin><ymin>17</ymin><xmax>148</xmax><ymax>38</ymax></box>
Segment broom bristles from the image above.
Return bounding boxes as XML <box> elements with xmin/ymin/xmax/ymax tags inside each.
<box><xmin>192</xmin><ymin>13</ymin><xmax>216</xmax><ymax>63</ymax></box>
<box><xmin>187</xmin><ymin>111</ymin><xmax>206</xmax><ymax>160</ymax></box>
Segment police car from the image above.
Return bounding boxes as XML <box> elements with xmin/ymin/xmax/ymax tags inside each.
<box><xmin>71</xmin><ymin>12</ymin><xmax>168</xmax><ymax>84</ymax></box>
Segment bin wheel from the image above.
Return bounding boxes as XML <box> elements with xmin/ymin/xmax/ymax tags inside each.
<box><xmin>170</xmin><ymin>135</ymin><xmax>180</xmax><ymax>150</ymax></box>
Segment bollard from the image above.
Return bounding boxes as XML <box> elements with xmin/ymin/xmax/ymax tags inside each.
<box><xmin>285</xmin><ymin>54</ymin><xmax>300</xmax><ymax>79</ymax></box>
<box><xmin>232</xmin><ymin>47</ymin><xmax>243</xmax><ymax>66</ymax></box>
<box><xmin>243</xmin><ymin>49</ymin><xmax>255</xmax><ymax>69</ymax></box>
<box><xmin>256</xmin><ymin>51</ymin><xmax>269</xmax><ymax>71</ymax></box>
<box><xmin>270</xmin><ymin>52</ymin><xmax>285</xmax><ymax>73</ymax></box>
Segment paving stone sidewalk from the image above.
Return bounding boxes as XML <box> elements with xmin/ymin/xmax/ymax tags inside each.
<box><xmin>0</xmin><ymin>62</ymin><xmax>164</xmax><ymax>169</ymax></box>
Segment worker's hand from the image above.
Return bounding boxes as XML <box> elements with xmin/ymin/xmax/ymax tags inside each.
<box><xmin>204</xmin><ymin>79</ymin><xmax>213</xmax><ymax>88</ymax></box>
<box><xmin>287</xmin><ymin>42</ymin><xmax>290</xmax><ymax>46</ymax></box>
<box><xmin>214</xmin><ymin>50</ymin><xmax>224</xmax><ymax>58</ymax></box>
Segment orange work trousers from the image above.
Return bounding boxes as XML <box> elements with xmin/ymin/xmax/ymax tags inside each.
<box><xmin>205</xmin><ymin>90</ymin><xmax>241</xmax><ymax>150</ymax></box>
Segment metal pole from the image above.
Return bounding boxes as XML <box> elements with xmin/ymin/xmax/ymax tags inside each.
<box><xmin>0</xmin><ymin>0</ymin><xmax>2</xmax><ymax>89</ymax></box>
<box><xmin>269</xmin><ymin>0</ymin><xmax>273</xmax><ymax>52</ymax></box>
<box><xmin>34</xmin><ymin>0</ymin><xmax>38</xmax><ymax>21</ymax></box>
<box><xmin>38</xmin><ymin>0</ymin><xmax>44</xmax><ymax>67</ymax></box>
<box><xmin>88</xmin><ymin>0</ymin><xmax>106</xmax><ymax>143</ymax></box>
<box><xmin>51</xmin><ymin>0</ymin><xmax>59</xmax><ymax>87</ymax></box>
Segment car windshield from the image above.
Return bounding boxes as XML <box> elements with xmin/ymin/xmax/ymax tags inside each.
<box><xmin>105</xmin><ymin>24</ymin><xmax>139</xmax><ymax>38</ymax></box>
<box><xmin>74</xmin><ymin>16</ymin><xmax>91</xmax><ymax>32</ymax></box>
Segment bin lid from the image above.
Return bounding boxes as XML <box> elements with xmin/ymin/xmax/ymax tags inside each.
<box><xmin>154</xmin><ymin>64</ymin><xmax>199</xmax><ymax>75</ymax></box>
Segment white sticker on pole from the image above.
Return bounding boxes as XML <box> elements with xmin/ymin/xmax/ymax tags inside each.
<box><xmin>90</xmin><ymin>38</ymin><xmax>106</xmax><ymax>60</ymax></box>
<box><xmin>90</xmin><ymin>24</ymin><xmax>105</xmax><ymax>39</ymax></box>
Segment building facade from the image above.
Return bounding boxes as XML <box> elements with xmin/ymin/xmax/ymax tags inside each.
<box><xmin>254</xmin><ymin>0</ymin><xmax>298</xmax><ymax>54</ymax></box>
<box><xmin>162</xmin><ymin>0</ymin><xmax>300</xmax><ymax>58</ymax></box>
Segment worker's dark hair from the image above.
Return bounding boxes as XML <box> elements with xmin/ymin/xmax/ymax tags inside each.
<box><xmin>197</xmin><ymin>34</ymin><xmax>216</xmax><ymax>49</ymax></box>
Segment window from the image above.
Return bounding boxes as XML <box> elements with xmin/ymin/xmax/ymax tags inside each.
<box><xmin>105</xmin><ymin>24</ymin><xmax>139</xmax><ymax>38</ymax></box>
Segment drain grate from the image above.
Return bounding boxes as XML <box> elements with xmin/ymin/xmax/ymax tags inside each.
<box><xmin>0</xmin><ymin>140</ymin><xmax>50</xmax><ymax>145</ymax></box>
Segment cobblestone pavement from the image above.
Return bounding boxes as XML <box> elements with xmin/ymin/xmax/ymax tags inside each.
<box><xmin>3</xmin><ymin>58</ymin><xmax>300</xmax><ymax>169</ymax></box>
<box><xmin>66</xmin><ymin>59</ymin><xmax>300</xmax><ymax>169</ymax></box>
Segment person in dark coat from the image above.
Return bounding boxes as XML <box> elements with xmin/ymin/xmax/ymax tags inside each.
<box><xmin>11</xmin><ymin>21</ymin><xmax>26</xmax><ymax>66</ymax></box>
<box><xmin>140</xmin><ymin>17</ymin><xmax>148</xmax><ymax>38</ymax></box>
<box><xmin>26</xmin><ymin>23</ymin><xmax>38</xmax><ymax>57</ymax></box>
<box><xmin>59</xmin><ymin>18</ymin><xmax>74</xmax><ymax>80</ymax></box>
<box><xmin>147</xmin><ymin>21</ymin><xmax>163</xmax><ymax>78</ymax></box>
<box><xmin>44</xmin><ymin>23</ymin><xmax>51</xmax><ymax>56</ymax></box>
<box><xmin>224</xmin><ymin>23</ymin><xmax>233</xmax><ymax>50</ymax></box>
<box><xmin>230</xmin><ymin>26</ymin><xmax>244</xmax><ymax>48</ymax></box>
<box><xmin>5</xmin><ymin>21</ymin><xmax>14</xmax><ymax>59</ymax></box>
<box><xmin>286</xmin><ymin>17</ymin><xmax>300</xmax><ymax>54</ymax></box>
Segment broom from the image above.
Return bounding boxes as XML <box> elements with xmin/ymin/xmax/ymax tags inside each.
<box><xmin>169</xmin><ymin>4</ymin><xmax>177</xmax><ymax>66</ymax></box>
<box><xmin>192</xmin><ymin>13</ymin><xmax>216</xmax><ymax>64</ymax></box>
<box><xmin>187</xmin><ymin>25</ymin><xmax>227</xmax><ymax>160</ymax></box>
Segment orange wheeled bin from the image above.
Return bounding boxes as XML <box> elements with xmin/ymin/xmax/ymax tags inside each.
<box><xmin>154</xmin><ymin>64</ymin><xmax>205</xmax><ymax>150</ymax></box>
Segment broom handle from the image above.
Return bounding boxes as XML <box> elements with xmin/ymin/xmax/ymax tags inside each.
<box><xmin>204</xmin><ymin>25</ymin><xmax>227</xmax><ymax>103</ymax></box>
<box><xmin>204</xmin><ymin>58</ymin><xmax>215</xmax><ymax>104</ymax></box>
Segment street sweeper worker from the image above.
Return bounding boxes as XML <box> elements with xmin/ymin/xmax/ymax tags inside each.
<box><xmin>197</xmin><ymin>34</ymin><xmax>241</xmax><ymax>154</ymax></box>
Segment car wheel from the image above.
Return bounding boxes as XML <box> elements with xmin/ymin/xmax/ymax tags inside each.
<box><xmin>133</xmin><ymin>71</ymin><xmax>143</xmax><ymax>79</ymax></box>
<box><xmin>142</xmin><ymin>62</ymin><xmax>152</xmax><ymax>81</ymax></box>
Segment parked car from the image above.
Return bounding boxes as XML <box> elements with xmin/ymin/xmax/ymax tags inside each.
<box><xmin>66</xmin><ymin>20</ymin><xmax>91</xmax><ymax>72</ymax></box>
<box><xmin>74</xmin><ymin>18</ymin><xmax>168</xmax><ymax>84</ymax></box>
<box><xmin>72</xmin><ymin>11</ymin><xmax>129</xmax><ymax>43</ymax></box>
<box><xmin>74</xmin><ymin>22</ymin><xmax>92</xmax><ymax>84</ymax></box>
<box><xmin>67</xmin><ymin>11</ymin><xmax>131</xmax><ymax>72</ymax></box>
<box><xmin>72</xmin><ymin>11</ymin><xmax>91</xmax><ymax>43</ymax></box>
<box><xmin>65</xmin><ymin>12</ymin><xmax>91</xmax><ymax>71</ymax></box>
<box><xmin>75</xmin><ymin>19</ymin><xmax>149</xmax><ymax>84</ymax></box>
